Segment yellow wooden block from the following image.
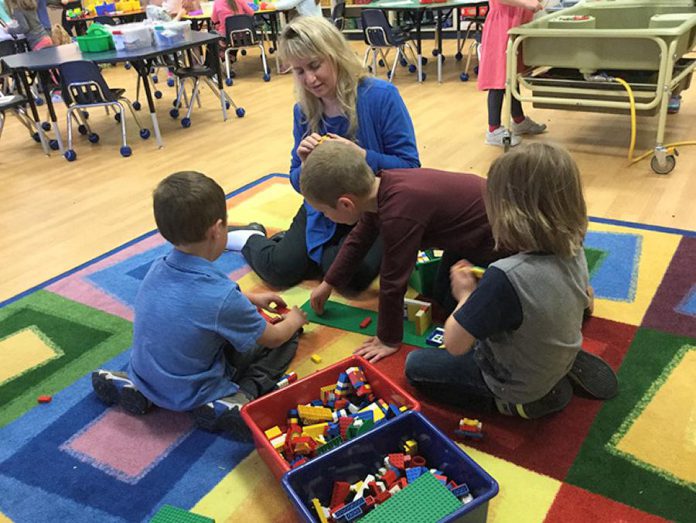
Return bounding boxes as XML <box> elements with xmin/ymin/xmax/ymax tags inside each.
<box><xmin>415</xmin><ymin>306</ymin><xmax>432</xmax><ymax>336</ymax></box>
<box><xmin>404</xmin><ymin>298</ymin><xmax>430</xmax><ymax>322</ymax></box>
<box><xmin>264</xmin><ymin>425</ymin><xmax>282</xmax><ymax>440</ymax></box>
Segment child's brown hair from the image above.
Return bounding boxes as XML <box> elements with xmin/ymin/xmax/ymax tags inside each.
<box><xmin>153</xmin><ymin>171</ymin><xmax>227</xmax><ymax>245</ymax></box>
<box><xmin>485</xmin><ymin>142</ymin><xmax>587</xmax><ymax>258</ymax></box>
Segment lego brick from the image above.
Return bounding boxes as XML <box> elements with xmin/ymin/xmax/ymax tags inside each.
<box><xmin>426</xmin><ymin>327</ymin><xmax>445</xmax><ymax>347</ymax></box>
<box><xmin>150</xmin><ymin>504</ymin><xmax>215</xmax><ymax>523</ymax></box>
<box><xmin>359</xmin><ymin>316</ymin><xmax>372</xmax><ymax>329</ymax></box>
<box><xmin>264</xmin><ymin>425</ymin><xmax>282</xmax><ymax>440</ymax></box>
<box><xmin>37</xmin><ymin>395</ymin><xmax>52</xmax><ymax>404</ymax></box>
<box><xmin>330</xmin><ymin>481</ymin><xmax>352</xmax><ymax>509</ymax></box>
<box><xmin>311</xmin><ymin>498</ymin><xmax>329</xmax><ymax>523</ymax></box>
<box><xmin>311</xmin><ymin>354</ymin><xmax>322</xmax><ymax>364</ymax></box>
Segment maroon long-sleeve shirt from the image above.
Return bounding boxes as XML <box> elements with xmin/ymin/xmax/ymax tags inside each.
<box><xmin>324</xmin><ymin>168</ymin><xmax>497</xmax><ymax>345</ymax></box>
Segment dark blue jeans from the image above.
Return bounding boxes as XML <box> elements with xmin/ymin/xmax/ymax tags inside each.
<box><xmin>405</xmin><ymin>347</ymin><xmax>497</xmax><ymax>412</ymax></box>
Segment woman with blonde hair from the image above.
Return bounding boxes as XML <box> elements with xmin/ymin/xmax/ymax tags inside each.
<box><xmin>229</xmin><ymin>16</ymin><xmax>420</xmax><ymax>291</ymax></box>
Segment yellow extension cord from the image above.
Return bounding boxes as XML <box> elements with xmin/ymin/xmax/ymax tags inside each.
<box><xmin>611</xmin><ymin>76</ymin><xmax>696</xmax><ymax>166</ymax></box>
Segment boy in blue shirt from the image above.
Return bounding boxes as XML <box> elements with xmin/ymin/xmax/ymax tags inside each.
<box><xmin>92</xmin><ymin>171</ymin><xmax>307</xmax><ymax>438</ymax></box>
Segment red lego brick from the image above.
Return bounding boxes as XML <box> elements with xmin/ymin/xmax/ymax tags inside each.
<box><xmin>388</xmin><ymin>453</ymin><xmax>405</xmax><ymax>470</ymax></box>
<box><xmin>37</xmin><ymin>395</ymin><xmax>52</xmax><ymax>404</ymax></box>
<box><xmin>375</xmin><ymin>490</ymin><xmax>391</xmax><ymax>504</ymax></box>
<box><xmin>359</xmin><ymin>317</ymin><xmax>372</xmax><ymax>329</ymax></box>
<box><xmin>330</xmin><ymin>481</ymin><xmax>351</xmax><ymax>509</ymax></box>
<box><xmin>382</xmin><ymin>469</ymin><xmax>398</xmax><ymax>487</ymax></box>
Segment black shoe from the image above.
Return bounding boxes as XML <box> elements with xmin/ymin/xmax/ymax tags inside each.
<box><xmin>192</xmin><ymin>393</ymin><xmax>252</xmax><ymax>441</ymax></box>
<box><xmin>270</xmin><ymin>230</ymin><xmax>286</xmax><ymax>243</ymax></box>
<box><xmin>227</xmin><ymin>222</ymin><xmax>267</xmax><ymax>235</ymax></box>
<box><xmin>91</xmin><ymin>370</ymin><xmax>152</xmax><ymax>415</ymax></box>
<box><xmin>495</xmin><ymin>377</ymin><xmax>573</xmax><ymax>419</ymax></box>
<box><xmin>568</xmin><ymin>350</ymin><xmax>618</xmax><ymax>400</ymax></box>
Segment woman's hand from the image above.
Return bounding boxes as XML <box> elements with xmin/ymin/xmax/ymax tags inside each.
<box><xmin>325</xmin><ymin>133</ymin><xmax>367</xmax><ymax>158</ymax></box>
<box><xmin>297</xmin><ymin>132</ymin><xmax>324</xmax><ymax>163</ymax></box>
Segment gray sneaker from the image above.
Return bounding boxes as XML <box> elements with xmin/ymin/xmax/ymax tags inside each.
<box><xmin>495</xmin><ymin>377</ymin><xmax>573</xmax><ymax>419</ymax></box>
<box><xmin>485</xmin><ymin>127</ymin><xmax>521</xmax><ymax>147</ymax></box>
<box><xmin>91</xmin><ymin>370</ymin><xmax>152</xmax><ymax>415</ymax></box>
<box><xmin>568</xmin><ymin>350</ymin><xmax>618</xmax><ymax>400</ymax></box>
<box><xmin>511</xmin><ymin>117</ymin><xmax>547</xmax><ymax>135</ymax></box>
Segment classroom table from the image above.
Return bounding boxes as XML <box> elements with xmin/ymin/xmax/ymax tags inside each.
<box><xmin>368</xmin><ymin>0</ymin><xmax>488</xmax><ymax>83</ymax></box>
<box><xmin>1</xmin><ymin>31</ymin><xmax>227</xmax><ymax>151</ymax></box>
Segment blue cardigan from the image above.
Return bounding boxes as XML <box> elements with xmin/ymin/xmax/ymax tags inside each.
<box><xmin>289</xmin><ymin>77</ymin><xmax>420</xmax><ymax>263</ymax></box>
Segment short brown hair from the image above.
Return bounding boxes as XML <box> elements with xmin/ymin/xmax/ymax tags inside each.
<box><xmin>153</xmin><ymin>171</ymin><xmax>227</xmax><ymax>245</ymax></box>
<box><xmin>299</xmin><ymin>141</ymin><xmax>374</xmax><ymax>206</ymax></box>
<box><xmin>485</xmin><ymin>143</ymin><xmax>587</xmax><ymax>258</ymax></box>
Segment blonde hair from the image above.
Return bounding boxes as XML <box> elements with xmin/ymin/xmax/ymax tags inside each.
<box><xmin>485</xmin><ymin>143</ymin><xmax>587</xmax><ymax>258</ymax></box>
<box><xmin>300</xmin><ymin>141</ymin><xmax>374</xmax><ymax>205</ymax></box>
<box><xmin>279</xmin><ymin>16</ymin><xmax>367</xmax><ymax>138</ymax></box>
<box><xmin>7</xmin><ymin>0</ymin><xmax>37</xmax><ymax>11</ymax></box>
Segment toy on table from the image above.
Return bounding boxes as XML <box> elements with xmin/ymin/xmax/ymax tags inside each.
<box><xmin>262</xmin><ymin>365</ymin><xmax>410</xmax><ymax>469</ymax></box>
<box><xmin>309</xmin><ymin>447</ymin><xmax>474</xmax><ymax>522</ymax></box>
<box><xmin>454</xmin><ymin>417</ymin><xmax>483</xmax><ymax>440</ymax></box>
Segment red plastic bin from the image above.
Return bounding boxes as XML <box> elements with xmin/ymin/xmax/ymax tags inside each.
<box><xmin>240</xmin><ymin>354</ymin><xmax>421</xmax><ymax>480</ymax></box>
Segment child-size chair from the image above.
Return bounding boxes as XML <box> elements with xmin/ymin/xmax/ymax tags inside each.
<box><xmin>223</xmin><ymin>14</ymin><xmax>271</xmax><ymax>84</ymax></box>
<box><xmin>360</xmin><ymin>9</ymin><xmax>418</xmax><ymax>83</ymax></box>
<box><xmin>331</xmin><ymin>1</ymin><xmax>346</xmax><ymax>31</ymax></box>
<box><xmin>58</xmin><ymin>60</ymin><xmax>151</xmax><ymax>161</ymax></box>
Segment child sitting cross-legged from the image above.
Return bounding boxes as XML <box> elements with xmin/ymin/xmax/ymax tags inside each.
<box><xmin>92</xmin><ymin>171</ymin><xmax>307</xmax><ymax>439</ymax></box>
<box><xmin>406</xmin><ymin>143</ymin><xmax>618</xmax><ymax>419</ymax></box>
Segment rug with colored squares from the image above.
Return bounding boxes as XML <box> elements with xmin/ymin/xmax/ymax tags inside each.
<box><xmin>1</xmin><ymin>174</ymin><xmax>695</xmax><ymax>523</ymax></box>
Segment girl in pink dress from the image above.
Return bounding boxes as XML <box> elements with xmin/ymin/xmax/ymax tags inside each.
<box><xmin>477</xmin><ymin>0</ymin><xmax>546</xmax><ymax>147</ymax></box>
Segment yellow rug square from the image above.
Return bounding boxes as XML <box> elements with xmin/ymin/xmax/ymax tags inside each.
<box><xmin>0</xmin><ymin>327</ymin><xmax>63</xmax><ymax>385</ymax></box>
<box><xmin>228</xmin><ymin>180</ymin><xmax>302</xmax><ymax>232</ymax></box>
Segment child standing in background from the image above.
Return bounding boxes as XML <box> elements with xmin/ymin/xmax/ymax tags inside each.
<box><xmin>478</xmin><ymin>0</ymin><xmax>546</xmax><ymax>147</ymax></box>
<box><xmin>406</xmin><ymin>143</ymin><xmax>618</xmax><ymax>419</ymax></box>
<box><xmin>4</xmin><ymin>0</ymin><xmax>52</xmax><ymax>50</ymax></box>
<box><xmin>211</xmin><ymin>0</ymin><xmax>254</xmax><ymax>28</ymax></box>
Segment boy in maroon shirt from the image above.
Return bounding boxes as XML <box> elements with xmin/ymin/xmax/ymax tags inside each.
<box><xmin>303</xmin><ymin>141</ymin><xmax>502</xmax><ymax>362</ymax></box>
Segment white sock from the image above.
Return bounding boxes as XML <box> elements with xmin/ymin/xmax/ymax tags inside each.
<box><xmin>226</xmin><ymin>230</ymin><xmax>264</xmax><ymax>251</ymax></box>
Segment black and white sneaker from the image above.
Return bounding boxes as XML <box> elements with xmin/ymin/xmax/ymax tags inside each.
<box><xmin>192</xmin><ymin>392</ymin><xmax>252</xmax><ymax>441</ymax></box>
<box><xmin>91</xmin><ymin>370</ymin><xmax>152</xmax><ymax>415</ymax></box>
<box><xmin>568</xmin><ymin>350</ymin><xmax>618</xmax><ymax>400</ymax></box>
<box><xmin>495</xmin><ymin>377</ymin><xmax>573</xmax><ymax>419</ymax></box>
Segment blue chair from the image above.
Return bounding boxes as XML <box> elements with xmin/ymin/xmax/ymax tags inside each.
<box><xmin>224</xmin><ymin>14</ymin><xmax>271</xmax><ymax>84</ymax></box>
<box><xmin>331</xmin><ymin>2</ymin><xmax>346</xmax><ymax>31</ymax></box>
<box><xmin>360</xmin><ymin>9</ymin><xmax>417</xmax><ymax>83</ymax></box>
<box><xmin>58</xmin><ymin>60</ymin><xmax>150</xmax><ymax>161</ymax></box>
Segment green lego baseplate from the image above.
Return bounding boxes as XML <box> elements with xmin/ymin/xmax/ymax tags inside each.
<box><xmin>150</xmin><ymin>504</ymin><xmax>215</xmax><ymax>523</ymax></box>
<box><xmin>358</xmin><ymin>472</ymin><xmax>462</xmax><ymax>523</ymax></box>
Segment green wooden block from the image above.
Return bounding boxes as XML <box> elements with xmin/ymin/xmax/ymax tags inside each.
<box><xmin>150</xmin><ymin>504</ymin><xmax>215</xmax><ymax>523</ymax></box>
<box><xmin>300</xmin><ymin>300</ymin><xmax>434</xmax><ymax>349</ymax></box>
<box><xmin>359</xmin><ymin>473</ymin><xmax>462</xmax><ymax>523</ymax></box>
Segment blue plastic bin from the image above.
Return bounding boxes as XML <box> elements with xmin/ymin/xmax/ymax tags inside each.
<box><xmin>281</xmin><ymin>411</ymin><xmax>499</xmax><ymax>523</ymax></box>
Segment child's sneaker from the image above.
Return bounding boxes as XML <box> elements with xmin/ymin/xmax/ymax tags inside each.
<box><xmin>485</xmin><ymin>127</ymin><xmax>521</xmax><ymax>147</ymax></box>
<box><xmin>495</xmin><ymin>377</ymin><xmax>573</xmax><ymax>419</ymax></box>
<box><xmin>192</xmin><ymin>392</ymin><xmax>252</xmax><ymax>441</ymax></box>
<box><xmin>511</xmin><ymin>117</ymin><xmax>547</xmax><ymax>135</ymax></box>
<box><xmin>668</xmin><ymin>94</ymin><xmax>682</xmax><ymax>114</ymax></box>
<box><xmin>568</xmin><ymin>350</ymin><xmax>618</xmax><ymax>400</ymax></box>
<box><xmin>91</xmin><ymin>370</ymin><xmax>152</xmax><ymax>415</ymax></box>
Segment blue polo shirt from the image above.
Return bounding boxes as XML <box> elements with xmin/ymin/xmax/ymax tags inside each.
<box><xmin>128</xmin><ymin>249</ymin><xmax>266</xmax><ymax>411</ymax></box>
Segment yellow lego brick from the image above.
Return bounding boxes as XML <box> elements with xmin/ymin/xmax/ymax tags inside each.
<box><xmin>415</xmin><ymin>306</ymin><xmax>432</xmax><ymax>336</ymax></box>
<box><xmin>298</xmin><ymin>404</ymin><xmax>333</xmax><ymax>423</ymax></box>
<box><xmin>270</xmin><ymin>433</ymin><xmax>286</xmax><ymax>451</ymax></box>
<box><xmin>471</xmin><ymin>266</ymin><xmax>486</xmax><ymax>279</ymax></box>
<box><xmin>312</xmin><ymin>498</ymin><xmax>329</xmax><ymax>523</ymax></box>
<box><xmin>264</xmin><ymin>425</ymin><xmax>282</xmax><ymax>440</ymax></box>
<box><xmin>403</xmin><ymin>439</ymin><xmax>418</xmax><ymax>456</ymax></box>
<box><xmin>311</xmin><ymin>354</ymin><xmax>322</xmax><ymax>364</ymax></box>
<box><xmin>302</xmin><ymin>422</ymin><xmax>328</xmax><ymax>439</ymax></box>
<box><xmin>358</xmin><ymin>402</ymin><xmax>385</xmax><ymax>422</ymax></box>
<box><xmin>399</xmin><ymin>405</ymin><xmax>408</xmax><ymax>412</ymax></box>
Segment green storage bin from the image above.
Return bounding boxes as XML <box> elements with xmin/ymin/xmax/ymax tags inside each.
<box><xmin>408</xmin><ymin>250</ymin><xmax>441</xmax><ymax>296</ymax></box>
<box><xmin>76</xmin><ymin>23</ymin><xmax>114</xmax><ymax>53</ymax></box>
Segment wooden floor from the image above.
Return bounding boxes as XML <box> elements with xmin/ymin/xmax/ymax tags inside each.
<box><xmin>2</xmin><ymin>40</ymin><xmax>696</xmax><ymax>302</ymax></box>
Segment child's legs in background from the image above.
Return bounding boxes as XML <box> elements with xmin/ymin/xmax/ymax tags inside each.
<box><xmin>405</xmin><ymin>347</ymin><xmax>497</xmax><ymax>412</ymax></box>
<box><xmin>32</xmin><ymin>36</ymin><xmax>54</xmax><ymax>51</ymax></box>
<box><xmin>223</xmin><ymin>332</ymin><xmax>300</xmax><ymax>399</ymax></box>
<box><xmin>487</xmin><ymin>88</ymin><xmax>524</xmax><ymax>129</ymax></box>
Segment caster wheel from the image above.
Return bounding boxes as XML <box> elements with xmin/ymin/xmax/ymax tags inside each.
<box><xmin>432</xmin><ymin>49</ymin><xmax>439</xmax><ymax>57</ymax></box>
<box><xmin>133</xmin><ymin>101</ymin><xmax>141</xmax><ymax>111</ymax></box>
<box><xmin>140</xmin><ymin>128</ymin><xmax>151</xmax><ymax>139</ymax></box>
<box><xmin>32</xmin><ymin>132</ymin><xmax>41</xmax><ymax>143</ymax></box>
<box><xmin>229</xmin><ymin>70</ymin><xmax>236</xmax><ymax>78</ymax></box>
<box><xmin>181</xmin><ymin>117</ymin><xmax>191</xmax><ymax>128</ymax></box>
<box><xmin>400</xmin><ymin>58</ymin><xmax>407</xmax><ymax>67</ymax></box>
<box><xmin>269</xmin><ymin>47</ymin><xmax>275</xmax><ymax>54</ymax></box>
<box><xmin>64</xmin><ymin>149</ymin><xmax>77</xmax><ymax>161</ymax></box>
<box><xmin>154</xmin><ymin>91</ymin><xmax>163</xmax><ymax>99</ymax></box>
<box><xmin>263</xmin><ymin>73</ymin><xmax>271</xmax><ymax>82</ymax></box>
<box><xmin>172</xmin><ymin>99</ymin><xmax>178</xmax><ymax>107</ymax></box>
<box><xmin>35</xmin><ymin>97</ymin><xmax>44</xmax><ymax>106</ymax></box>
<box><xmin>474</xmin><ymin>66</ymin><xmax>479</xmax><ymax>75</ymax></box>
<box><xmin>651</xmin><ymin>154</ymin><xmax>676</xmax><ymax>175</ymax></box>
<box><xmin>241</xmin><ymin>49</ymin><xmax>247</xmax><ymax>56</ymax></box>
<box><xmin>170</xmin><ymin>108</ymin><xmax>179</xmax><ymax>119</ymax></box>
<box><xmin>81</xmin><ymin>111</ymin><xmax>89</xmax><ymax>120</ymax></box>
<box><xmin>378</xmin><ymin>59</ymin><xmax>385</xmax><ymax>67</ymax></box>
<box><xmin>420</xmin><ymin>57</ymin><xmax>428</xmax><ymax>66</ymax></box>
<box><xmin>120</xmin><ymin>145</ymin><xmax>132</xmax><ymax>157</ymax></box>
<box><xmin>88</xmin><ymin>133</ymin><xmax>100</xmax><ymax>144</ymax></box>
<box><xmin>41</xmin><ymin>121</ymin><xmax>51</xmax><ymax>131</ymax></box>
<box><xmin>460</xmin><ymin>72</ymin><xmax>469</xmax><ymax>82</ymax></box>
<box><xmin>125</xmin><ymin>63</ymin><xmax>132</xmax><ymax>70</ymax></box>
<box><xmin>225</xmin><ymin>101</ymin><xmax>230</xmax><ymax>109</ymax></box>
<box><xmin>167</xmin><ymin>78</ymin><xmax>175</xmax><ymax>87</ymax></box>
<box><xmin>49</xmin><ymin>139</ymin><xmax>59</xmax><ymax>150</ymax></box>
<box><xmin>78</xmin><ymin>124</ymin><xmax>88</xmax><ymax>135</ymax></box>
<box><xmin>236</xmin><ymin>107</ymin><xmax>245</xmax><ymax>117</ymax></box>
<box><xmin>387</xmin><ymin>71</ymin><xmax>392</xmax><ymax>80</ymax></box>
<box><xmin>420</xmin><ymin>72</ymin><xmax>427</xmax><ymax>81</ymax></box>
<box><xmin>455</xmin><ymin>51</ymin><xmax>463</xmax><ymax>61</ymax></box>
<box><xmin>225</xmin><ymin>77</ymin><xmax>233</xmax><ymax>86</ymax></box>
<box><xmin>152</xmin><ymin>75</ymin><xmax>158</xmax><ymax>84</ymax></box>
<box><xmin>408</xmin><ymin>64</ymin><xmax>416</xmax><ymax>73</ymax></box>
<box><xmin>114</xmin><ymin>113</ymin><xmax>121</xmax><ymax>123</ymax></box>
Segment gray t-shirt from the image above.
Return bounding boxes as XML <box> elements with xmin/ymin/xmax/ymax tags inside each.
<box><xmin>455</xmin><ymin>250</ymin><xmax>589</xmax><ymax>404</ymax></box>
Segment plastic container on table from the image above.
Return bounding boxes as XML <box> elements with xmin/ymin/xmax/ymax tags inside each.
<box><xmin>282</xmin><ymin>411</ymin><xmax>499</xmax><ymax>523</ymax></box>
<box><xmin>94</xmin><ymin>2</ymin><xmax>116</xmax><ymax>15</ymax></box>
<box><xmin>240</xmin><ymin>354</ymin><xmax>421</xmax><ymax>480</ymax></box>
<box><xmin>108</xmin><ymin>22</ymin><xmax>153</xmax><ymax>51</ymax></box>
<box><xmin>152</xmin><ymin>20</ymin><xmax>192</xmax><ymax>46</ymax></box>
<box><xmin>76</xmin><ymin>23</ymin><xmax>115</xmax><ymax>53</ymax></box>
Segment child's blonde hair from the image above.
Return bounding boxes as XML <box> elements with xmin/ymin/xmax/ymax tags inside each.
<box><xmin>485</xmin><ymin>143</ymin><xmax>587</xmax><ymax>258</ymax></box>
<box><xmin>7</xmin><ymin>0</ymin><xmax>37</xmax><ymax>11</ymax></box>
<box><xmin>279</xmin><ymin>16</ymin><xmax>367</xmax><ymax>138</ymax></box>
<box><xmin>300</xmin><ymin>141</ymin><xmax>374</xmax><ymax>206</ymax></box>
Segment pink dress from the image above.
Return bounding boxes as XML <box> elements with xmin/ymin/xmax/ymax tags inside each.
<box><xmin>477</xmin><ymin>0</ymin><xmax>534</xmax><ymax>91</ymax></box>
<box><xmin>211</xmin><ymin>0</ymin><xmax>254</xmax><ymax>29</ymax></box>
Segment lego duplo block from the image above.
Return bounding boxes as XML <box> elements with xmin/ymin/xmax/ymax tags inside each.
<box><xmin>359</xmin><ymin>473</ymin><xmax>462</xmax><ymax>523</ymax></box>
<box><xmin>414</xmin><ymin>306</ymin><xmax>432</xmax><ymax>336</ymax></box>
<box><xmin>298</xmin><ymin>405</ymin><xmax>333</xmax><ymax>423</ymax></box>
<box><xmin>358</xmin><ymin>402</ymin><xmax>385</xmax><ymax>423</ymax></box>
<box><xmin>311</xmin><ymin>498</ymin><xmax>329</xmax><ymax>523</ymax></box>
<box><xmin>150</xmin><ymin>504</ymin><xmax>215</xmax><ymax>523</ymax></box>
<box><xmin>320</xmin><ymin>384</ymin><xmax>336</xmax><ymax>404</ymax></box>
<box><xmin>426</xmin><ymin>327</ymin><xmax>445</xmax><ymax>347</ymax></box>
<box><xmin>264</xmin><ymin>425</ymin><xmax>282</xmax><ymax>440</ymax></box>
<box><xmin>359</xmin><ymin>316</ymin><xmax>372</xmax><ymax>329</ymax></box>
<box><xmin>330</xmin><ymin>481</ymin><xmax>352</xmax><ymax>509</ymax></box>
<box><xmin>302</xmin><ymin>422</ymin><xmax>328</xmax><ymax>439</ymax></box>
<box><xmin>311</xmin><ymin>354</ymin><xmax>322</xmax><ymax>364</ymax></box>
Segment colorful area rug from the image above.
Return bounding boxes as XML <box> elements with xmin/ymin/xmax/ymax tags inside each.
<box><xmin>1</xmin><ymin>175</ymin><xmax>695</xmax><ymax>522</ymax></box>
